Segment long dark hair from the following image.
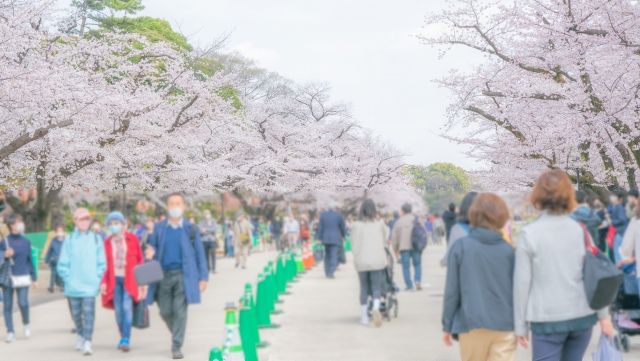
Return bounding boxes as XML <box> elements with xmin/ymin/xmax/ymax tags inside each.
<box><xmin>457</xmin><ymin>192</ymin><xmax>478</xmax><ymax>223</ymax></box>
<box><xmin>359</xmin><ymin>199</ymin><xmax>377</xmax><ymax>221</ymax></box>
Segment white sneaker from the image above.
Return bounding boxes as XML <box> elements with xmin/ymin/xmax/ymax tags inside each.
<box><xmin>83</xmin><ymin>340</ymin><xmax>93</xmax><ymax>356</ymax></box>
<box><xmin>75</xmin><ymin>337</ymin><xmax>84</xmax><ymax>351</ymax></box>
<box><xmin>360</xmin><ymin>305</ymin><xmax>369</xmax><ymax>326</ymax></box>
<box><xmin>5</xmin><ymin>332</ymin><xmax>15</xmax><ymax>343</ymax></box>
<box><xmin>24</xmin><ymin>325</ymin><xmax>30</xmax><ymax>339</ymax></box>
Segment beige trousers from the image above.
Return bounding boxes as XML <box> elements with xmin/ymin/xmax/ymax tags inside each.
<box><xmin>235</xmin><ymin>243</ymin><xmax>249</xmax><ymax>267</ymax></box>
<box><xmin>458</xmin><ymin>329</ymin><xmax>517</xmax><ymax>361</ymax></box>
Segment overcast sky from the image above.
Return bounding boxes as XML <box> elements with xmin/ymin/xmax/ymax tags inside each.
<box><xmin>60</xmin><ymin>0</ymin><xmax>480</xmax><ymax>169</ymax></box>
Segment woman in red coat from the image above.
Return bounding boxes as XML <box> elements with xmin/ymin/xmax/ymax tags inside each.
<box><xmin>100</xmin><ymin>211</ymin><xmax>145</xmax><ymax>352</ymax></box>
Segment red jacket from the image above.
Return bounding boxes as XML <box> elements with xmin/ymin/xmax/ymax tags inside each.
<box><xmin>101</xmin><ymin>232</ymin><xmax>143</xmax><ymax>309</ymax></box>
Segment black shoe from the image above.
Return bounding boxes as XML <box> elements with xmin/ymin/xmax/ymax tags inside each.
<box><xmin>172</xmin><ymin>350</ymin><xmax>184</xmax><ymax>359</ymax></box>
<box><xmin>47</xmin><ymin>287</ymin><xmax>54</xmax><ymax>293</ymax></box>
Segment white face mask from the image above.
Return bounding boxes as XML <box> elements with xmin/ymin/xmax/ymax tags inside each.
<box><xmin>15</xmin><ymin>222</ymin><xmax>25</xmax><ymax>234</ymax></box>
<box><xmin>168</xmin><ymin>207</ymin><xmax>183</xmax><ymax>219</ymax></box>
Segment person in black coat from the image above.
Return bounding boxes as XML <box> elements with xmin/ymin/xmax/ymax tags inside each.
<box><xmin>442</xmin><ymin>203</ymin><xmax>457</xmax><ymax>242</ymax></box>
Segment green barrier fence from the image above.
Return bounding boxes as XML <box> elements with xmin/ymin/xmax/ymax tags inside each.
<box><xmin>24</xmin><ymin>232</ymin><xmax>49</xmax><ymax>259</ymax></box>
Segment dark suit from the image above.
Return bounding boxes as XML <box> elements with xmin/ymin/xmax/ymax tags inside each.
<box><xmin>317</xmin><ymin>210</ymin><xmax>346</xmax><ymax>278</ymax></box>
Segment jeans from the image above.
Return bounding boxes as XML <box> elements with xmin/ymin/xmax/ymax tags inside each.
<box><xmin>2</xmin><ymin>286</ymin><xmax>29</xmax><ymax>333</ymax></box>
<box><xmin>48</xmin><ymin>262</ymin><xmax>62</xmax><ymax>290</ymax></box>
<box><xmin>114</xmin><ymin>277</ymin><xmax>133</xmax><ymax>340</ymax></box>
<box><xmin>357</xmin><ymin>270</ymin><xmax>384</xmax><ymax>305</ymax></box>
<box><xmin>225</xmin><ymin>236</ymin><xmax>235</xmax><ymax>257</ymax></box>
<box><xmin>532</xmin><ymin>327</ymin><xmax>593</xmax><ymax>361</ymax></box>
<box><xmin>613</xmin><ymin>234</ymin><xmax>624</xmax><ymax>264</ymax></box>
<box><xmin>324</xmin><ymin>244</ymin><xmax>340</xmax><ymax>278</ymax></box>
<box><xmin>400</xmin><ymin>250</ymin><xmax>422</xmax><ymax>289</ymax></box>
<box><xmin>157</xmin><ymin>270</ymin><xmax>188</xmax><ymax>351</ymax></box>
<box><xmin>68</xmin><ymin>297</ymin><xmax>96</xmax><ymax>341</ymax></box>
<box><xmin>202</xmin><ymin>241</ymin><xmax>217</xmax><ymax>272</ymax></box>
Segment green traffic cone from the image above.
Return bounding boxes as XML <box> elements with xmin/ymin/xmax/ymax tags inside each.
<box><xmin>296</xmin><ymin>253</ymin><xmax>305</xmax><ymax>274</ymax></box>
<box><xmin>256</xmin><ymin>275</ymin><xmax>279</xmax><ymax>328</ymax></box>
<box><xmin>239</xmin><ymin>298</ymin><xmax>259</xmax><ymax>361</ymax></box>
<box><xmin>223</xmin><ymin>302</ymin><xmax>244</xmax><ymax>361</ymax></box>
<box><xmin>244</xmin><ymin>284</ymin><xmax>269</xmax><ymax>347</ymax></box>
<box><xmin>209</xmin><ymin>347</ymin><xmax>224</xmax><ymax>361</ymax></box>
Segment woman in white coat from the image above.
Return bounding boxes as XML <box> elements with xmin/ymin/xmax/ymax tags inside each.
<box><xmin>350</xmin><ymin>199</ymin><xmax>389</xmax><ymax>327</ymax></box>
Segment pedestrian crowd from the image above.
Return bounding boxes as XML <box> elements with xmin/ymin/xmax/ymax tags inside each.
<box><xmin>440</xmin><ymin>169</ymin><xmax>628</xmax><ymax>361</ymax></box>
<box><xmin>0</xmin><ymin>191</ymin><xmax>343</xmax><ymax>359</ymax></box>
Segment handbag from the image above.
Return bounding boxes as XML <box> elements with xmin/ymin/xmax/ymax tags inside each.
<box><xmin>132</xmin><ymin>301</ymin><xmax>150</xmax><ymax>329</ymax></box>
<box><xmin>10</xmin><ymin>275</ymin><xmax>31</xmax><ymax>288</ymax></box>
<box><xmin>580</xmin><ymin>224</ymin><xmax>623</xmax><ymax>310</ymax></box>
<box><xmin>133</xmin><ymin>260</ymin><xmax>164</xmax><ymax>286</ymax></box>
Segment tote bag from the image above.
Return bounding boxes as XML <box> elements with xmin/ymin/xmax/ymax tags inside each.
<box><xmin>580</xmin><ymin>224</ymin><xmax>623</xmax><ymax>310</ymax></box>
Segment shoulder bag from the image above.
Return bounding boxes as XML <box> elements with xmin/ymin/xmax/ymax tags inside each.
<box><xmin>580</xmin><ymin>223</ymin><xmax>623</xmax><ymax>310</ymax></box>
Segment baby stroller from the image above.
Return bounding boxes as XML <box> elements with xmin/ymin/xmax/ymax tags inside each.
<box><xmin>612</xmin><ymin>265</ymin><xmax>640</xmax><ymax>352</ymax></box>
<box><xmin>368</xmin><ymin>248</ymin><xmax>399</xmax><ymax>321</ymax></box>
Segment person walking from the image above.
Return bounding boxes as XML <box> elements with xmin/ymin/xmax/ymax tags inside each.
<box><xmin>57</xmin><ymin>208</ymin><xmax>107</xmax><ymax>356</ymax></box>
<box><xmin>442</xmin><ymin>193</ymin><xmax>516</xmax><ymax>361</ymax></box>
<box><xmin>571</xmin><ymin>190</ymin><xmax>602</xmax><ymax>247</ymax></box>
<box><xmin>317</xmin><ymin>205</ymin><xmax>347</xmax><ymax>279</ymax></box>
<box><xmin>0</xmin><ymin>214</ymin><xmax>37</xmax><ymax>343</ymax></box>
<box><xmin>270</xmin><ymin>216</ymin><xmax>283</xmax><ymax>251</ymax></box>
<box><xmin>351</xmin><ymin>199</ymin><xmax>389</xmax><ymax>327</ymax></box>
<box><xmin>433</xmin><ymin>213</ymin><xmax>446</xmax><ymax>245</ymax></box>
<box><xmin>100</xmin><ymin>211</ymin><xmax>145</xmax><ymax>352</ymax></box>
<box><xmin>441</xmin><ymin>192</ymin><xmax>478</xmax><ymax>267</ymax></box>
<box><xmin>514</xmin><ymin>170</ymin><xmax>615</xmax><ymax>361</ymax></box>
<box><xmin>442</xmin><ymin>203</ymin><xmax>457</xmax><ymax>242</ymax></box>
<box><xmin>145</xmin><ymin>193</ymin><xmax>208</xmax><ymax>360</ymax></box>
<box><xmin>198</xmin><ymin>210</ymin><xmax>218</xmax><ymax>274</ymax></box>
<box><xmin>45</xmin><ymin>224</ymin><xmax>65</xmax><ymax>293</ymax></box>
<box><xmin>608</xmin><ymin>189</ymin><xmax>629</xmax><ymax>263</ymax></box>
<box><xmin>391</xmin><ymin>203</ymin><xmax>423</xmax><ymax>291</ymax></box>
<box><xmin>234</xmin><ymin>214</ymin><xmax>253</xmax><ymax>269</ymax></box>
<box><xmin>283</xmin><ymin>215</ymin><xmax>300</xmax><ymax>249</ymax></box>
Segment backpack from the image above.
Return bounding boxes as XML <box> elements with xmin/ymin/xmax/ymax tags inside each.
<box><xmin>411</xmin><ymin>217</ymin><xmax>428</xmax><ymax>252</ymax></box>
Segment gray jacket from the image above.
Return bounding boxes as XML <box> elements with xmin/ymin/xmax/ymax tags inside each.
<box><xmin>514</xmin><ymin>213</ymin><xmax>607</xmax><ymax>336</ymax></box>
<box><xmin>442</xmin><ymin>228</ymin><xmax>515</xmax><ymax>334</ymax></box>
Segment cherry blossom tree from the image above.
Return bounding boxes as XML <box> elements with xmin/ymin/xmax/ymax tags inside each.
<box><xmin>422</xmin><ymin>0</ymin><xmax>640</xmax><ymax>190</ymax></box>
<box><xmin>1</xmin><ymin>1</ymin><xmax>418</xmax><ymax>228</ymax></box>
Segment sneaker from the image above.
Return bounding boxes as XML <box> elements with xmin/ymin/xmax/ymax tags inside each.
<box><xmin>120</xmin><ymin>338</ymin><xmax>130</xmax><ymax>352</ymax></box>
<box><xmin>371</xmin><ymin>309</ymin><xmax>383</xmax><ymax>328</ymax></box>
<box><xmin>24</xmin><ymin>325</ymin><xmax>30</xmax><ymax>339</ymax></box>
<box><xmin>47</xmin><ymin>287</ymin><xmax>54</xmax><ymax>293</ymax></box>
<box><xmin>83</xmin><ymin>340</ymin><xmax>93</xmax><ymax>356</ymax></box>
<box><xmin>172</xmin><ymin>349</ymin><xmax>184</xmax><ymax>359</ymax></box>
<box><xmin>415</xmin><ymin>283</ymin><xmax>422</xmax><ymax>291</ymax></box>
<box><xmin>5</xmin><ymin>332</ymin><xmax>15</xmax><ymax>343</ymax></box>
<box><xmin>75</xmin><ymin>337</ymin><xmax>84</xmax><ymax>351</ymax></box>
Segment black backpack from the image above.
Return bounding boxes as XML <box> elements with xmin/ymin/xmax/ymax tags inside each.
<box><xmin>411</xmin><ymin>217</ymin><xmax>428</xmax><ymax>251</ymax></box>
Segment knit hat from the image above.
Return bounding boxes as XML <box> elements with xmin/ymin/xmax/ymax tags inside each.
<box><xmin>106</xmin><ymin>211</ymin><xmax>126</xmax><ymax>225</ymax></box>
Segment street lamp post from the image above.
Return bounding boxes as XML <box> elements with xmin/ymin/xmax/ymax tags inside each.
<box><xmin>116</xmin><ymin>172</ymin><xmax>130</xmax><ymax>215</ymax></box>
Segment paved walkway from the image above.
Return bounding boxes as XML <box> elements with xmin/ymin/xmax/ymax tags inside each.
<box><xmin>2</xmin><ymin>245</ymin><xmax>640</xmax><ymax>360</ymax></box>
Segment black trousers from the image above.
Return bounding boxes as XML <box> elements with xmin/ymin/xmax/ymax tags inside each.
<box><xmin>202</xmin><ymin>241</ymin><xmax>217</xmax><ymax>272</ymax></box>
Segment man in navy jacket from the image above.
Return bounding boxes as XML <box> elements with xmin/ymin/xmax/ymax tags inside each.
<box><xmin>317</xmin><ymin>207</ymin><xmax>346</xmax><ymax>278</ymax></box>
<box><xmin>145</xmin><ymin>193</ymin><xmax>208</xmax><ymax>360</ymax></box>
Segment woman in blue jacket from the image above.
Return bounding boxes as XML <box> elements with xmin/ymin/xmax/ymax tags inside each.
<box><xmin>1</xmin><ymin>214</ymin><xmax>37</xmax><ymax>343</ymax></box>
<box><xmin>442</xmin><ymin>193</ymin><xmax>516</xmax><ymax>361</ymax></box>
